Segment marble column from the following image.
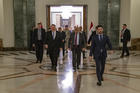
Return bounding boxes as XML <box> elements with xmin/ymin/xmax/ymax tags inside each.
<box><xmin>13</xmin><ymin>0</ymin><xmax>35</xmax><ymax>48</ymax></box>
<box><xmin>99</xmin><ymin>0</ymin><xmax>120</xmax><ymax>48</ymax></box>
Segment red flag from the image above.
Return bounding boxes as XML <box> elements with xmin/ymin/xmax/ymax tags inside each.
<box><xmin>89</xmin><ymin>21</ymin><xmax>93</xmax><ymax>31</ymax></box>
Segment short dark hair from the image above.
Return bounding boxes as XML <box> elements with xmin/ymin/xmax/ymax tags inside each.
<box><xmin>51</xmin><ymin>24</ymin><xmax>56</xmax><ymax>27</ymax></box>
<box><xmin>96</xmin><ymin>25</ymin><xmax>103</xmax><ymax>29</ymax></box>
<box><xmin>37</xmin><ymin>23</ymin><xmax>42</xmax><ymax>25</ymax></box>
<box><xmin>65</xmin><ymin>25</ymin><xmax>68</xmax><ymax>27</ymax></box>
<box><xmin>123</xmin><ymin>24</ymin><xmax>127</xmax><ymax>26</ymax></box>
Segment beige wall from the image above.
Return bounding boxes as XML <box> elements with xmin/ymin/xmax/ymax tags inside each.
<box><xmin>0</xmin><ymin>0</ymin><xmax>14</xmax><ymax>47</ymax></box>
<box><xmin>120</xmin><ymin>0</ymin><xmax>140</xmax><ymax>46</ymax></box>
<box><xmin>35</xmin><ymin>0</ymin><xmax>99</xmax><ymax>30</ymax></box>
<box><xmin>130</xmin><ymin>0</ymin><xmax>140</xmax><ymax>38</ymax></box>
<box><xmin>0</xmin><ymin>0</ymin><xmax>4</xmax><ymax>42</ymax></box>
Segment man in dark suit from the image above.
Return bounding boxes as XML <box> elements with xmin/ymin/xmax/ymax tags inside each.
<box><xmin>90</xmin><ymin>25</ymin><xmax>113</xmax><ymax>86</ymax></box>
<box><xmin>58</xmin><ymin>27</ymin><xmax>66</xmax><ymax>57</ymax></box>
<box><xmin>32</xmin><ymin>23</ymin><xmax>46</xmax><ymax>63</ymax></box>
<box><xmin>68</xmin><ymin>26</ymin><xmax>86</xmax><ymax>70</ymax></box>
<box><xmin>45</xmin><ymin>24</ymin><xmax>62</xmax><ymax>71</ymax></box>
<box><xmin>120</xmin><ymin>24</ymin><xmax>131</xmax><ymax>58</ymax></box>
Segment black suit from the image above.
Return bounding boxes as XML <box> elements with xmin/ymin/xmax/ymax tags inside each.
<box><xmin>45</xmin><ymin>31</ymin><xmax>62</xmax><ymax>68</ymax></box>
<box><xmin>121</xmin><ymin>29</ymin><xmax>131</xmax><ymax>56</ymax></box>
<box><xmin>60</xmin><ymin>31</ymin><xmax>66</xmax><ymax>56</ymax></box>
<box><xmin>33</xmin><ymin>28</ymin><xmax>46</xmax><ymax>63</ymax></box>
<box><xmin>68</xmin><ymin>32</ymin><xmax>85</xmax><ymax>69</ymax></box>
<box><xmin>90</xmin><ymin>34</ymin><xmax>112</xmax><ymax>82</ymax></box>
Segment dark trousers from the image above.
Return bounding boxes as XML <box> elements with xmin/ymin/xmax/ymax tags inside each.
<box><xmin>82</xmin><ymin>51</ymin><xmax>86</xmax><ymax>58</ymax></box>
<box><xmin>62</xmin><ymin>43</ymin><xmax>65</xmax><ymax>56</ymax></box>
<box><xmin>35</xmin><ymin>41</ymin><xmax>44</xmax><ymax>62</ymax></box>
<box><xmin>72</xmin><ymin>46</ymin><xmax>81</xmax><ymax>68</ymax></box>
<box><xmin>122</xmin><ymin>41</ymin><xmax>129</xmax><ymax>56</ymax></box>
<box><xmin>95</xmin><ymin>54</ymin><xmax>106</xmax><ymax>82</ymax></box>
<box><xmin>49</xmin><ymin>49</ymin><xmax>59</xmax><ymax>67</ymax></box>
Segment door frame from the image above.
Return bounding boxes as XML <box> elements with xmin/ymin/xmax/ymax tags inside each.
<box><xmin>46</xmin><ymin>5</ymin><xmax>88</xmax><ymax>32</ymax></box>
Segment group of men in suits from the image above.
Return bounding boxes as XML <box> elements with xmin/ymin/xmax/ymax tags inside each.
<box><xmin>32</xmin><ymin>23</ymin><xmax>130</xmax><ymax>86</ymax></box>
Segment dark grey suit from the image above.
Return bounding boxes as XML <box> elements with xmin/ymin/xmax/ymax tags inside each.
<box><xmin>68</xmin><ymin>32</ymin><xmax>85</xmax><ymax>68</ymax></box>
<box><xmin>90</xmin><ymin>34</ymin><xmax>112</xmax><ymax>82</ymax></box>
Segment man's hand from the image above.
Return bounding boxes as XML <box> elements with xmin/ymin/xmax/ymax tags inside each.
<box><xmin>32</xmin><ymin>44</ymin><xmax>35</xmax><ymax>48</ymax></box>
<box><xmin>109</xmin><ymin>50</ymin><xmax>114</xmax><ymax>54</ymax></box>
<box><xmin>89</xmin><ymin>56</ymin><xmax>93</xmax><ymax>61</ymax></box>
<box><xmin>62</xmin><ymin>40</ymin><xmax>65</xmax><ymax>42</ymax></box>
<box><xmin>45</xmin><ymin>44</ymin><xmax>48</xmax><ymax>49</ymax></box>
<box><xmin>82</xmin><ymin>48</ymin><xmax>86</xmax><ymax>51</ymax></box>
<box><xmin>60</xmin><ymin>48</ymin><xmax>63</xmax><ymax>50</ymax></box>
<box><xmin>67</xmin><ymin>48</ymin><xmax>71</xmax><ymax>51</ymax></box>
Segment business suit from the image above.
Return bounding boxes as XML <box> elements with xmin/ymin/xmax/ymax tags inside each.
<box><xmin>121</xmin><ymin>29</ymin><xmax>131</xmax><ymax>56</ymax></box>
<box><xmin>68</xmin><ymin>32</ymin><xmax>85</xmax><ymax>69</ymax></box>
<box><xmin>60</xmin><ymin>31</ymin><xmax>66</xmax><ymax>56</ymax></box>
<box><xmin>90</xmin><ymin>34</ymin><xmax>112</xmax><ymax>83</ymax></box>
<box><xmin>33</xmin><ymin>28</ymin><xmax>46</xmax><ymax>63</ymax></box>
<box><xmin>45</xmin><ymin>31</ymin><xmax>62</xmax><ymax>69</ymax></box>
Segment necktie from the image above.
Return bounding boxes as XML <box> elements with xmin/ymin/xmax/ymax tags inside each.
<box><xmin>53</xmin><ymin>32</ymin><xmax>55</xmax><ymax>39</ymax></box>
<box><xmin>75</xmin><ymin>33</ymin><xmax>77</xmax><ymax>45</ymax></box>
<box><xmin>38</xmin><ymin>29</ymin><xmax>41</xmax><ymax>40</ymax></box>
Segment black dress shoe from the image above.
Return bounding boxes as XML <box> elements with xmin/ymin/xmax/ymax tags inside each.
<box><xmin>120</xmin><ymin>55</ymin><xmax>124</xmax><ymax>58</ymax></box>
<box><xmin>125</xmin><ymin>54</ymin><xmax>130</xmax><ymax>56</ymax></box>
<box><xmin>54</xmin><ymin>67</ymin><xmax>57</xmax><ymax>71</ymax></box>
<box><xmin>97</xmin><ymin>82</ymin><xmax>102</xmax><ymax>86</ymax></box>
<box><xmin>77</xmin><ymin>66</ymin><xmax>79</xmax><ymax>69</ymax></box>
<box><xmin>83</xmin><ymin>57</ymin><xmax>86</xmax><ymax>59</ymax></box>
<box><xmin>39</xmin><ymin>61</ymin><xmax>42</xmax><ymax>64</ymax></box>
<box><xmin>36</xmin><ymin>60</ymin><xmax>39</xmax><ymax>63</ymax></box>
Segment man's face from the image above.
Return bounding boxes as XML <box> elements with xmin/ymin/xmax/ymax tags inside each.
<box><xmin>51</xmin><ymin>25</ymin><xmax>56</xmax><ymax>31</ymax></box>
<box><xmin>58</xmin><ymin>28</ymin><xmax>62</xmax><ymax>32</ymax></box>
<box><xmin>65</xmin><ymin>27</ymin><xmax>68</xmax><ymax>30</ymax></box>
<box><xmin>97</xmin><ymin>27</ymin><xmax>103</xmax><ymax>34</ymax></box>
<box><xmin>38</xmin><ymin>24</ymin><xmax>41</xmax><ymax>29</ymax></box>
<box><xmin>75</xmin><ymin>27</ymin><xmax>80</xmax><ymax>33</ymax></box>
<box><xmin>122</xmin><ymin>25</ymin><xmax>127</xmax><ymax>29</ymax></box>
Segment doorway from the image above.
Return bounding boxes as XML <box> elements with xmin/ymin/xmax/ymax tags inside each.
<box><xmin>46</xmin><ymin>5</ymin><xmax>88</xmax><ymax>32</ymax></box>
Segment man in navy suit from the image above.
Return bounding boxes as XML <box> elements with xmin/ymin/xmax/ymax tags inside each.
<box><xmin>90</xmin><ymin>25</ymin><xmax>113</xmax><ymax>86</ymax></box>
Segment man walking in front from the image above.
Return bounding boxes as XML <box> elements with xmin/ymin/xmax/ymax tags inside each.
<box><xmin>90</xmin><ymin>25</ymin><xmax>113</xmax><ymax>86</ymax></box>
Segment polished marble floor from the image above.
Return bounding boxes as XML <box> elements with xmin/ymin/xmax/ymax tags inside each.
<box><xmin>0</xmin><ymin>50</ymin><xmax>140</xmax><ymax>93</ymax></box>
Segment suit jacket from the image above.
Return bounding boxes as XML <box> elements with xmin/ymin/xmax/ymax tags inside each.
<box><xmin>45</xmin><ymin>31</ymin><xmax>62</xmax><ymax>52</ymax></box>
<box><xmin>121</xmin><ymin>29</ymin><xmax>131</xmax><ymax>42</ymax></box>
<box><xmin>33</xmin><ymin>28</ymin><xmax>46</xmax><ymax>44</ymax></box>
<box><xmin>60</xmin><ymin>31</ymin><xmax>66</xmax><ymax>43</ymax></box>
<box><xmin>82</xmin><ymin>31</ymin><xmax>87</xmax><ymax>43</ymax></box>
<box><xmin>68</xmin><ymin>32</ymin><xmax>85</xmax><ymax>50</ymax></box>
<box><xmin>90</xmin><ymin>34</ymin><xmax>112</xmax><ymax>58</ymax></box>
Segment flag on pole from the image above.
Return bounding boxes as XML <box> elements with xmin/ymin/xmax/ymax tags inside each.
<box><xmin>88</xmin><ymin>21</ymin><xmax>94</xmax><ymax>40</ymax></box>
<box><xmin>89</xmin><ymin>21</ymin><xmax>93</xmax><ymax>31</ymax></box>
